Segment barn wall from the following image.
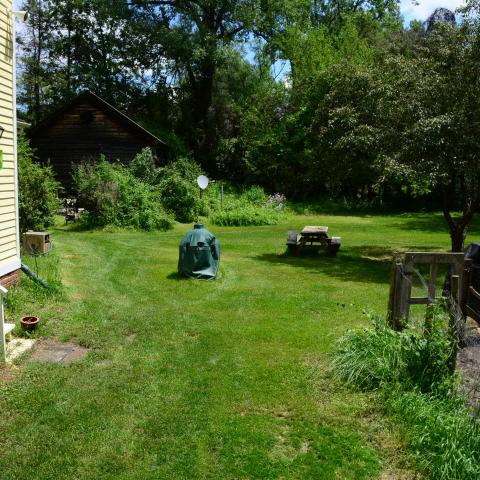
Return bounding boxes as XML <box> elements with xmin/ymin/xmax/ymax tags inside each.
<box><xmin>30</xmin><ymin>98</ymin><xmax>158</xmax><ymax>188</ymax></box>
<box><xmin>0</xmin><ymin>0</ymin><xmax>20</xmax><ymax>280</ymax></box>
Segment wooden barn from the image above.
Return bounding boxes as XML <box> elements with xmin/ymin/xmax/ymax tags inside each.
<box><xmin>28</xmin><ymin>91</ymin><xmax>166</xmax><ymax>189</ymax></box>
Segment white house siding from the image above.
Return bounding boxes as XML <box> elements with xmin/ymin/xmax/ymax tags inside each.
<box><xmin>0</xmin><ymin>0</ymin><xmax>20</xmax><ymax>281</ymax></box>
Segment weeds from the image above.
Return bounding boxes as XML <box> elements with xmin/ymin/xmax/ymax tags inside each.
<box><xmin>333</xmin><ymin>310</ymin><xmax>454</xmax><ymax>392</ymax></box>
<box><xmin>386</xmin><ymin>388</ymin><xmax>480</xmax><ymax>480</ymax></box>
<box><xmin>209</xmin><ymin>186</ymin><xmax>287</xmax><ymax>226</ymax></box>
<box><xmin>4</xmin><ymin>248</ymin><xmax>63</xmax><ymax>320</ymax></box>
<box><xmin>333</xmin><ymin>310</ymin><xmax>480</xmax><ymax>479</ymax></box>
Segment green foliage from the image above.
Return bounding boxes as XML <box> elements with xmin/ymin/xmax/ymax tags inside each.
<box><xmin>210</xmin><ymin>205</ymin><xmax>282</xmax><ymax>226</ymax></box>
<box><xmin>373</xmin><ymin>20</ymin><xmax>480</xmax><ymax>249</ymax></box>
<box><xmin>129</xmin><ymin>148</ymin><xmax>159</xmax><ymax>185</ymax></box>
<box><xmin>5</xmin><ymin>247</ymin><xmax>63</xmax><ymax>320</ymax></box>
<box><xmin>157</xmin><ymin>172</ymin><xmax>200</xmax><ymax>223</ymax></box>
<box><xmin>18</xmin><ymin>133</ymin><xmax>61</xmax><ymax>233</ymax></box>
<box><xmin>209</xmin><ymin>186</ymin><xmax>285</xmax><ymax>226</ymax></box>
<box><xmin>386</xmin><ymin>389</ymin><xmax>480</xmax><ymax>480</ymax></box>
<box><xmin>333</xmin><ymin>309</ymin><xmax>480</xmax><ymax>479</ymax></box>
<box><xmin>73</xmin><ymin>157</ymin><xmax>174</xmax><ymax>231</ymax></box>
<box><xmin>157</xmin><ymin>157</ymin><xmax>204</xmax><ymax>223</ymax></box>
<box><xmin>333</xmin><ymin>311</ymin><xmax>454</xmax><ymax>392</ymax></box>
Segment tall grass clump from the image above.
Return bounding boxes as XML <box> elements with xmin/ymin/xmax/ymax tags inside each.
<box><xmin>209</xmin><ymin>186</ymin><xmax>287</xmax><ymax>226</ymax></box>
<box><xmin>5</xmin><ymin>247</ymin><xmax>64</xmax><ymax>324</ymax></box>
<box><xmin>333</xmin><ymin>311</ymin><xmax>454</xmax><ymax>392</ymax></box>
<box><xmin>386</xmin><ymin>389</ymin><xmax>480</xmax><ymax>479</ymax></box>
<box><xmin>333</xmin><ymin>309</ymin><xmax>480</xmax><ymax>479</ymax></box>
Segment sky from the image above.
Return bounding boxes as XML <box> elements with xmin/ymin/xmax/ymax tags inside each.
<box><xmin>401</xmin><ymin>0</ymin><xmax>465</xmax><ymax>23</ymax></box>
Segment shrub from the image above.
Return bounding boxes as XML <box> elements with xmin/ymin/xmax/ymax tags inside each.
<box><xmin>129</xmin><ymin>147</ymin><xmax>159</xmax><ymax>185</ymax></box>
<box><xmin>73</xmin><ymin>158</ymin><xmax>174</xmax><ymax>231</ymax></box>
<box><xmin>242</xmin><ymin>185</ymin><xmax>267</xmax><ymax>206</ymax></box>
<box><xmin>209</xmin><ymin>186</ymin><xmax>286</xmax><ymax>226</ymax></box>
<box><xmin>157</xmin><ymin>172</ymin><xmax>200</xmax><ymax>223</ymax></box>
<box><xmin>159</xmin><ymin>155</ymin><xmax>203</xmax><ymax>183</ymax></box>
<box><xmin>157</xmin><ymin>157</ymin><xmax>205</xmax><ymax>223</ymax></box>
<box><xmin>18</xmin><ymin>133</ymin><xmax>61</xmax><ymax>233</ymax></box>
<box><xmin>210</xmin><ymin>205</ymin><xmax>282</xmax><ymax>226</ymax></box>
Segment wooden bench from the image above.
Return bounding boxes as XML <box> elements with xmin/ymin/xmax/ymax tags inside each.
<box><xmin>286</xmin><ymin>226</ymin><xmax>341</xmax><ymax>256</ymax></box>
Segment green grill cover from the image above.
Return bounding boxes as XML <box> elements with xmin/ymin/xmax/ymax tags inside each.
<box><xmin>178</xmin><ymin>223</ymin><xmax>220</xmax><ymax>280</ymax></box>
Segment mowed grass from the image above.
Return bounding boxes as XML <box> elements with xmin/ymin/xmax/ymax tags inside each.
<box><xmin>0</xmin><ymin>212</ymin><xmax>473</xmax><ymax>479</ymax></box>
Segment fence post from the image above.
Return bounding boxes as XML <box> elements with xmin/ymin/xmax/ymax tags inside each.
<box><xmin>448</xmin><ymin>274</ymin><xmax>460</xmax><ymax>373</ymax></box>
<box><xmin>397</xmin><ymin>258</ymin><xmax>413</xmax><ymax>328</ymax></box>
<box><xmin>388</xmin><ymin>259</ymin><xmax>405</xmax><ymax>330</ymax></box>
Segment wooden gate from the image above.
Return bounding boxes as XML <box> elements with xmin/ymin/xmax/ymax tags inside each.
<box><xmin>388</xmin><ymin>252</ymin><xmax>465</xmax><ymax>330</ymax></box>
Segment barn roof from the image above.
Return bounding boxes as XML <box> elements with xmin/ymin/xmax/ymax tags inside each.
<box><xmin>28</xmin><ymin>90</ymin><xmax>165</xmax><ymax>144</ymax></box>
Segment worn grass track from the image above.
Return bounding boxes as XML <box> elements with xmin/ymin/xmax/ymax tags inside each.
<box><xmin>0</xmin><ymin>212</ymin><xmax>474</xmax><ymax>479</ymax></box>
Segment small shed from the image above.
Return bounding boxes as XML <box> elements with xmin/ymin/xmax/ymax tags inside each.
<box><xmin>28</xmin><ymin>91</ymin><xmax>166</xmax><ymax>189</ymax></box>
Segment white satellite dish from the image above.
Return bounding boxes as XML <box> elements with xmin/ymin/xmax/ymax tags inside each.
<box><xmin>197</xmin><ymin>175</ymin><xmax>209</xmax><ymax>190</ymax></box>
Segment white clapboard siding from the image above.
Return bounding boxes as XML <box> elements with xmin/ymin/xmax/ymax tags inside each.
<box><xmin>0</xmin><ymin>0</ymin><xmax>20</xmax><ymax>280</ymax></box>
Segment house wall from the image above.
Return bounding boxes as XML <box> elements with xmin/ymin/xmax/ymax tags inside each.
<box><xmin>0</xmin><ymin>0</ymin><xmax>20</xmax><ymax>284</ymax></box>
<box><xmin>30</xmin><ymin>98</ymin><xmax>159</xmax><ymax>189</ymax></box>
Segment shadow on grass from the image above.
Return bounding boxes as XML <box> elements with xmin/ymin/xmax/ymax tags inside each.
<box><xmin>166</xmin><ymin>272</ymin><xmax>184</xmax><ymax>280</ymax></box>
<box><xmin>256</xmin><ymin>245</ymin><xmax>443</xmax><ymax>285</ymax></box>
<box><xmin>391</xmin><ymin>213</ymin><xmax>448</xmax><ymax>234</ymax></box>
<box><xmin>392</xmin><ymin>212</ymin><xmax>480</xmax><ymax>236</ymax></box>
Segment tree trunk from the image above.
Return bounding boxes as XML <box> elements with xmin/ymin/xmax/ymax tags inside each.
<box><xmin>442</xmin><ymin>176</ymin><xmax>473</xmax><ymax>252</ymax></box>
<box><xmin>190</xmin><ymin>59</ymin><xmax>216</xmax><ymax>170</ymax></box>
<box><xmin>450</xmin><ymin>225</ymin><xmax>467</xmax><ymax>252</ymax></box>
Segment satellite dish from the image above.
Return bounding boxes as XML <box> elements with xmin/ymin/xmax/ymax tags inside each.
<box><xmin>197</xmin><ymin>175</ymin><xmax>209</xmax><ymax>190</ymax></box>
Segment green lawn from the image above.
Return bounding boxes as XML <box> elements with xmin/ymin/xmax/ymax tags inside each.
<box><xmin>0</xmin><ymin>212</ymin><xmax>473</xmax><ymax>479</ymax></box>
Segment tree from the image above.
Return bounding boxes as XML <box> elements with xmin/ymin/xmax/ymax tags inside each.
<box><xmin>18</xmin><ymin>133</ymin><xmax>61</xmax><ymax>233</ymax></box>
<box><xmin>377</xmin><ymin>13</ymin><xmax>480</xmax><ymax>251</ymax></box>
<box><xmin>126</xmin><ymin>1</ymin><xmax>263</xmax><ymax>171</ymax></box>
<box><xmin>18</xmin><ymin>0</ymin><xmax>55</xmax><ymax>122</ymax></box>
<box><xmin>18</xmin><ymin>0</ymin><xmax>155</xmax><ymax>121</ymax></box>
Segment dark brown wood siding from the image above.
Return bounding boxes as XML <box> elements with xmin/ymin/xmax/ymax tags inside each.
<box><xmin>29</xmin><ymin>98</ymin><xmax>160</xmax><ymax>189</ymax></box>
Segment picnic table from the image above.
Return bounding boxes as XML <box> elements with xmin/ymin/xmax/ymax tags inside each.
<box><xmin>286</xmin><ymin>226</ymin><xmax>341</xmax><ymax>256</ymax></box>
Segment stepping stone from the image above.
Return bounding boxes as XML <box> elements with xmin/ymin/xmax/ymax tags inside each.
<box><xmin>6</xmin><ymin>338</ymin><xmax>36</xmax><ymax>363</ymax></box>
<box><xmin>30</xmin><ymin>339</ymin><xmax>88</xmax><ymax>364</ymax></box>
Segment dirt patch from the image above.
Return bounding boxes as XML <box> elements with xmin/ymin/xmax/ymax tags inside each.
<box><xmin>30</xmin><ymin>339</ymin><xmax>89</xmax><ymax>364</ymax></box>
<box><xmin>458</xmin><ymin>321</ymin><xmax>480</xmax><ymax>411</ymax></box>
<box><xmin>379</xmin><ymin>472</ymin><xmax>420</xmax><ymax>480</ymax></box>
<box><xmin>0</xmin><ymin>365</ymin><xmax>19</xmax><ymax>383</ymax></box>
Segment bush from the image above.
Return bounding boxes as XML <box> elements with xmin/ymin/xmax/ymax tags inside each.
<box><xmin>209</xmin><ymin>185</ymin><xmax>286</xmax><ymax>226</ymax></box>
<box><xmin>210</xmin><ymin>205</ymin><xmax>282</xmax><ymax>226</ymax></box>
<box><xmin>157</xmin><ymin>157</ymin><xmax>205</xmax><ymax>223</ymax></box>
<box><xmin>18</xmin><ymin>133</ymin><xmax>61</xmax><ymax>233</ymax></box>
<box><xmin>157</xmin><ymin>171</ymin><xmax>201</xmax><ymax>223</ymax></box>
<box><xmin>129</xmin><ymin>147</ymin><xmax>159</xmax><ymax>185</ymax></box>
<box><xmin>73</xmin><ymin>158</ymin><xmax>174</xmax><ymax>231</ymax></box>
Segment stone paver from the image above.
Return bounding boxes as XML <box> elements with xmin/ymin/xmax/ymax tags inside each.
<box><xmin>30</xmin><ymin>339</ymin><xmax>89</xmax><ymax>364</ymax></box>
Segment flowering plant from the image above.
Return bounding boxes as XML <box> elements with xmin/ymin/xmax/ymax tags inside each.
<box><xmin>265</xmin><ymin>193</ymin><xmax>287</xmax><ymax>211</ymax></box>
